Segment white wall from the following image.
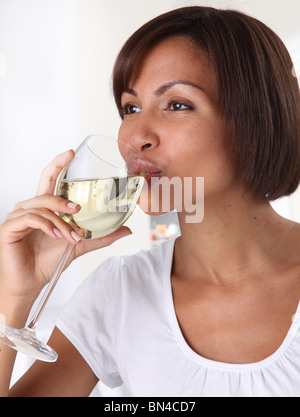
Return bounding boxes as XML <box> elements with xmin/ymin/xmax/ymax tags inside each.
<box><xmin>0</xmin><ymin>0</ymin><xmax>77</xmax><ymax>217</ymax></box>
<box><xmin>1</xmin><ymin>0</ymin><xmax>299</xmax><ymax>396</ymax></box>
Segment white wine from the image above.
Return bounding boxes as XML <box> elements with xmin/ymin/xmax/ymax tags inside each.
<box><xmin>58</xmin><ymin>175</ymin><xmax>145</xmax><ymax>239</ymax></box>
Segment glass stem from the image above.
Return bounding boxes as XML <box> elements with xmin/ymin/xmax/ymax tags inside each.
<box><xmin>26</xmin><ymin>243</ymin><xmax>75</xmax><ymax>331</ymax></box>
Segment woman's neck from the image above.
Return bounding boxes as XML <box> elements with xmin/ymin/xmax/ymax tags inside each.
<box><xmin>174</xmin><ymin>191</ymin><xmax>297</xmax><ymax>287</ymax></box>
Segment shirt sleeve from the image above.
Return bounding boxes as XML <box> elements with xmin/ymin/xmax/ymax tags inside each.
<box><xmin>55</xmin><ymin>256</ymin><xmax>123</xmax><ymax>388</ymax></box>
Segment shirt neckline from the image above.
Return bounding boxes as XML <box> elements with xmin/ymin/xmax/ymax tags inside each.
<box><xmin>164</xmin><ymin>236</ymin><xmax>300</xmax><ymax>372</ymax></box>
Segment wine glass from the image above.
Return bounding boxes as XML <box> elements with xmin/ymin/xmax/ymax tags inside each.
<box><xmin>0</xmin><ymin>134</ymin><xmax>145</xmax><ymax>362</ymax></box>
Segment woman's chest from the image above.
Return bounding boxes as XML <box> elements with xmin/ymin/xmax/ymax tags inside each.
<box><xmin>171</xmin><ymin>274</ymin><xmax>300</xmax><ymax>364</ymax></box>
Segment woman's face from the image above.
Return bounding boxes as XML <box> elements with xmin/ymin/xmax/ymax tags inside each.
<box><xmin>119</xmin><ymin>36</ymin><xmax>238</xmax><ymax>216</ymax></box>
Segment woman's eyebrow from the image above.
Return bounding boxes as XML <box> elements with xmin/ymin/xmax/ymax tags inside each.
<box><xmin>124</xmin><ymin>88</ymin><xmax>138</xmax><ymax>97</ymax></box>
<box><xmin>154</xmin><ymin>80</ymin><xmax>205</xmax><ymax>96</ymax></box>
<box><xmin>123</xmin><ymin>80</ymin><xmax>205</xmax><ymax>98</ymax></box>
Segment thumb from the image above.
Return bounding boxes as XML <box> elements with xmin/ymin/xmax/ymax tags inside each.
<box><xmin>37</xmin><ymin>150</ymin><xmax>75</xmax><ymax>196</ymax></box>
<box><xmin>74</xmin><ymin>226</ymin><xmax>132</xmax><ymax>258</ymax></box>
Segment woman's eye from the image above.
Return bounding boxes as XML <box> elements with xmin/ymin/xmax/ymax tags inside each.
<box><xmin>122</xmin><ymin>104</ymin><xmax>141</xmax><ymax>115</ymax></box>
<box><xmin>168</xmin><ymin>101</ymin><xmax>193</xmax><ymax>111</ymax></box>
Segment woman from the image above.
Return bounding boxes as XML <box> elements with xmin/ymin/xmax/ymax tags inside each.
<box><xmin>1</xmin><ymin>6</ymin><xmax>300</xmax><ymax>397</ymax></box>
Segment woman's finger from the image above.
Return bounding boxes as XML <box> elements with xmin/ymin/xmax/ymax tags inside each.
<box><xmin>36</xmin><ymin>150</ymin><xmax>75</xmax><ymax>196</ymax></box>
<box><xmin>13</xmin><ymin>194</ymin><xmax>80</xmax><ymax>214</ymax></box>
<box><xmin>3</xmin><ymin>208</ymin><xmax>82</xmax><ymax>245</ymax></box>
<box><xmin>1</xmin><ymin>213</ymin><xmax>63</xmax><ymax>243</ymax></box>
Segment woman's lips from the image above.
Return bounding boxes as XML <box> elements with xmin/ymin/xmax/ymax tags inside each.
<box><xmin>127</xmin><ymin>158</ymin><xmax>162</xmax><ymax>175</ymax></box>
<box><xmin>127</xmin><ymin>158</ymin><xmax>163</xmax><ymax>184</ymax></box>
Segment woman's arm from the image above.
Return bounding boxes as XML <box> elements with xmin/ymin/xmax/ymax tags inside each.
<box><xmin>0</xmin><ymin>150</ymin><xmax>131</xmax><ymax>397</ymax></box>
<box><xmin>0</xmin><ymin>294</ymin><xmax>34</xmax><ymax>396</ymax></box>
<box><xmin>8</xmin><ymin>327</ymin><xmax>98</xmax><ymax>397</ymax></box>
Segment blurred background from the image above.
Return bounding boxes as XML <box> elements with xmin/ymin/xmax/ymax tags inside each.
<box><xmin>0</xmin><ymin>0</ymin><xmax>299</xmax><ymax>396</ymax></box>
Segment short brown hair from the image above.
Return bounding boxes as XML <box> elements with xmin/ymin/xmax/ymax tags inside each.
<box><xmin>113</xmin><ymin>6</ymin><xmax>300</xmax><ymax>200</ymax></box>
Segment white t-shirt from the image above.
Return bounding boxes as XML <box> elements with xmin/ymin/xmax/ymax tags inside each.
<box><xmin>56</xmin><ymin>237</ymin><xmax>300</xmax><ymax>397</ymax></box>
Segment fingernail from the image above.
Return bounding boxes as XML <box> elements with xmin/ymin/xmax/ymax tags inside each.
<box><xmin>121</xmin><ymin>229</ymin><xmax>132</xmax><ymax>238</ymax></box>
<box><xmin>53</xmin><ymin>228</ymin><xmax>63</xmax><ymax>239</ymax></box>
<box><xmin>71</xmin><ymin>230</ymin><xmax>81</xmax><ymax>241</ymax></box>
<box><xmin>67</xmin><ymin>201</ymin><xmax>80</xmax><ymax>210</ymax></box>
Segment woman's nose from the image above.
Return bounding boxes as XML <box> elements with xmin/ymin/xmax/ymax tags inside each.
<box><xmin>141</xmin><ymin>142</ymin><xmax>152</xmax><ymax>151</ymax></box>
<box><xmin>121</xmin><ymin>114</ymin><xmax>160</xmax><ymax>153</ymax></box>
<box><xmin>131</xmin><ymin>130</ymin><xmax>160</xmax><ymax>153</ymax></box>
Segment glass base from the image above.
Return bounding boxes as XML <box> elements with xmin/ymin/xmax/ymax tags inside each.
<box><xmin>0</xmin><ymin>324</ymin><xmax>58</xmax><ymax>362</ymax></box>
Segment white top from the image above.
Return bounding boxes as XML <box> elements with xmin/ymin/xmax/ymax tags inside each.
<box><xmin>56</xmin><ymin>237</ymin><xmax>300</xmax><ymax>397</ymax></box>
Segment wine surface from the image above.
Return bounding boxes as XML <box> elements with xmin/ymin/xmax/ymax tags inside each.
<box><xmin>58</xmin><ymin>176</ymin><xmax>145</xmax><ymax>239</ymax></box>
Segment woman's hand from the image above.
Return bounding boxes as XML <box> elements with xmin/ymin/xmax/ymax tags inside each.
<box><xmin>0</xmin><ymin>150</ymin><xmax>131</xmax><ymax>302</ymax></box>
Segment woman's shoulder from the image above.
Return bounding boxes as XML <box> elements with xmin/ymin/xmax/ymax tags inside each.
<box><xmin>122</xmin><ymin>236</ymin><xmax>177</xmax><ymax>268</ymax></box>
<box><xmin>86</xmin><ymin>236</ymin><xmax>177</xmax><ymax>299</ymax></box>
<box><xmin>97</xmin><ymin>235</ymin><xmax>176</xmax><ymax>269</ymax></box>
<box><xmin>273</xmin><ymin>218</ymin><xmax>300</xmax><ymax>291</ymax></box>
<box><xmin>283</xmin><ymin>218</ymin><xmax>300</xmax><ymax>262</ymax></box>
